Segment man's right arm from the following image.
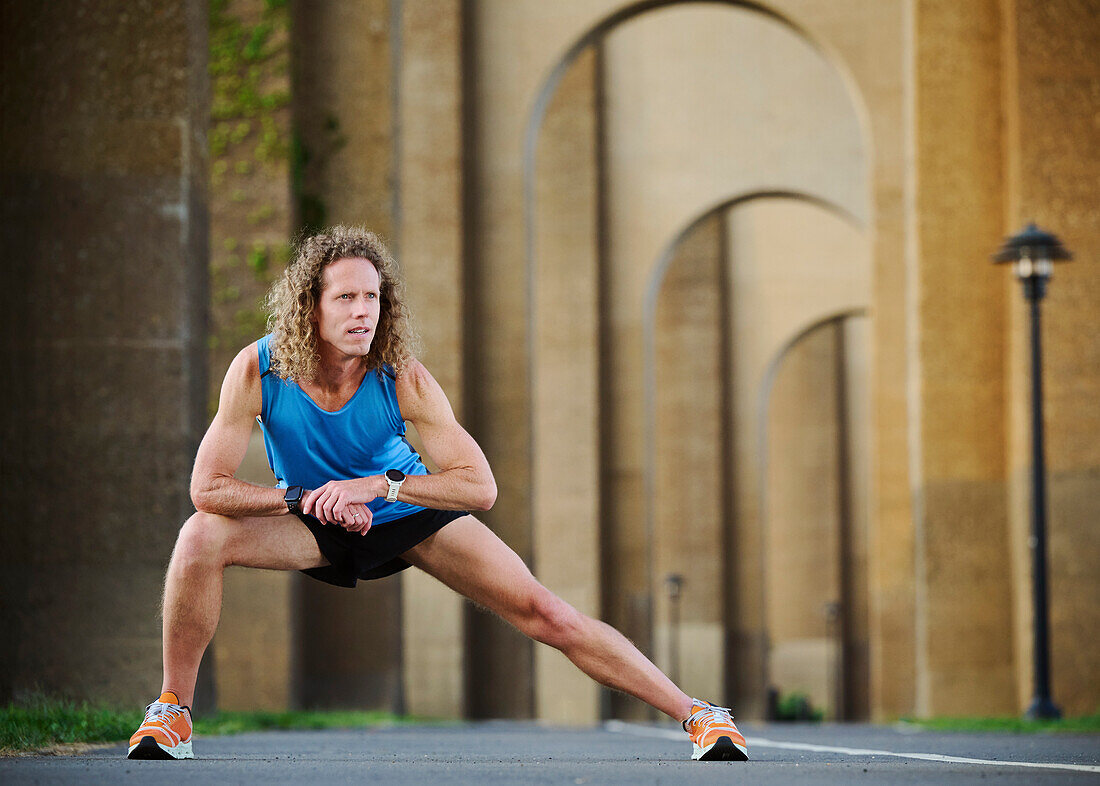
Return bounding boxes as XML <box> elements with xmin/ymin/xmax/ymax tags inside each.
<box><xmin>189</xmin><ymin>343</ymin><xmax>290</xmax><ymax>518</ymax></box>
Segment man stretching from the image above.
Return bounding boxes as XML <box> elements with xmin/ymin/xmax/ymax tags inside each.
<box><xmin>127</xmin><ymin>226</ymin><xmax>748</xmax><ymax>763</ymax></box>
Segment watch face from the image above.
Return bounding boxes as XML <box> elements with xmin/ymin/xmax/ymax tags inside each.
<box><xmin>386</xmin><ymin>469</ymin><xmax>405</xmax><ymax>483</ymax></box>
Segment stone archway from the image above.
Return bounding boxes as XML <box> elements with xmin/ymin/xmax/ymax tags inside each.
<box><xmin>646</xmin><ymin>194</ymin><xmax>869</xmax><ymax>716</ymax></box>
<box><xmin>524</xmin><ymin>1</ymin><xmax>872</xmax><ymax>720</ymax></box>
<box><xmin>758</xmin><ymin>310</ymin><xmax>869</xmax><ymax>719</ymax></box>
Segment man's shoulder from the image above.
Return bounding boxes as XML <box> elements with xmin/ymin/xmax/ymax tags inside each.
<box><xmin>395</xmin><ymin>359</ymin><xmax>457</xmax><ymax>422</ymax></box>
<box><xmin>211</xmin><ymin>340</ymin><xmax>264</xmax><ymax>419</ymax></box>
<box><xmin>225</xmin><ymin>341</ymin><xmax>263</xmax><ymax>387</ymax></box>
<box><xmin>394</xmin><ymin>358</ymin><xmax>431</xmax><ymax>394</ymax></box>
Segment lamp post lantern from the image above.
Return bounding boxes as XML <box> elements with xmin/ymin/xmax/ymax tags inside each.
<box><xmin>993</xmin><ymin>222</ymin><xmax>1071</xmax><ymax>720</ymax></box>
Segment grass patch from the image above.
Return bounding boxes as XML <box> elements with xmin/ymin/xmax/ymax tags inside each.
<box><xmin>899</xmin><ymin>713</ymin><xmax>1100</xmax><ymax>734</ymax></box>
<box><xmin>193</xmin><ymin>708</ymin><xmax>412</xmax><ymax>736</ymax></box>
<box><xmin>1</xmin><ymin>695</ymin><xmax>413</xmax><ymax>756</ymax></box>
<box><xmin>1</xmin><ymin>696</ymin><xmax>143</xmax><ymax>754</ymax></box>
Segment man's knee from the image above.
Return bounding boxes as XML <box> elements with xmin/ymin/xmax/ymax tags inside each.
<box><xmin>522</xmin><ymin>588</ymin><xmax>584</xmax><ymax>649</ymax></box>
<box><xmin>171</xmin><ymin>511</ymin><xmax>232</xmax><ymax>571</ymax></box>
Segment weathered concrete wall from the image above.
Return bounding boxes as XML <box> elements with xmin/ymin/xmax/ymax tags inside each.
<box><xmin>257</xmin><ymin>0</ymin><xmax>1097</xmax><ymax>722</ymax></box>
<box><xmin>510</xmin><ymin>0</ymin><xmax>880</xmax><ymax>721</ymax></box>
<box><xmin>289</xmin><ymin>0</ymin><xmax>402</xmax><ymax>711</ymax></box>
<box><xmin>530</xmin><ymin>46</ymin><xmax>603</xmax><ymax>723</ymax></box>
<box><xmin>462</xmin><ymin>0</ymin><xmax>558</xmax><ymax>719</ymax></box>
<box><xmin>765</xmin><ymin>324</ymin><xmax>843</xmax><ymax>715</ymax></box>
<box><xmin>397</xmin><ymin>0</ymin><xmax>467</xmax><ymax>720</ymax></box>
<box><xmin>292</xmin><ymin>0</ymin><xmax>396</xmax><ymax>240</ymax></box>
<box><xmin>653</xmin><ymin>214</ymin><xmax>726</xmax><ymax>705</ymax></box>
<box><xmin>207</xmin><ymin>0</ymin><xmax>295</xmax><ymax>713</ymax></box>
<box><xmin>840</xmin><ymin>317</ymin><xmax>872</xmax><ymax>720</ymax></box>
<box><xmin>725</xmin><ymin>198</ymin><xmax>870</xmax><ymax>717</ymax></box>
<box><xmin>761</xmin><ymin>315</ymin><xmax>870</xmax><ymax>720</ymax></box>
<box><xmin>763</xmin><ymin>0</ymin><xmax>914</xmax><ymax>721</ymax></box>
<box><xmin>215</xmin><ymin>429</ymin><xmax>289</xmax><ymax>710</ymax></box>
<box><xmin>9</xmin><ymin>0</ymin><xmax>1092</xmax><ymax>723</ymax></box>
<box><xmin>0</xmin><ymin>0</ymin><xmax>209</xmax><ymax>706</ymax></box>
<box><xmin>911</xmin><ymin>0</ymin><xmax>1016</xmax><ymax>716</ymax></box>
<box><xmin>1001</xmin><ymin>0</ymin><xmax>1100</xmax><ymax>717</ymax></box>
<box><xmin>602</xmin><ymin>4</ymin><xmax>867</xmax><ymax>719</ymax></box>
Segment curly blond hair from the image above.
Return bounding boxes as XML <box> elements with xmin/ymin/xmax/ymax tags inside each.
<box><xmin>264</xmin><ymin>226</ymin><xmax>418</xmax><ymax>381</ymax></box>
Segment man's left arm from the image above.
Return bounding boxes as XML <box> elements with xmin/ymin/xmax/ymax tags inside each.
<box><xmin>302</xmin><ymin>360</ymin><xmax>496</xmax><ymax>519</ymax></box>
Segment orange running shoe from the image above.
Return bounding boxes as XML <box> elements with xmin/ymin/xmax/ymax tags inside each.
<box><xmin>682</xmin><ymin>699</ymin><xmax>749</xmax><ymax>761</ymax></box>
<box><xmin>127</xmin><ymin>691</ymin><xmax>193</xmax><ymax>759</ymax></box>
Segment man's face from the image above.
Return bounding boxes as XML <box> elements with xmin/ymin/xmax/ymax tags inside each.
<box><xmin>311</xmin><ymin>257</ymin><xmax>382</xmax><ymax>359</ymax></box>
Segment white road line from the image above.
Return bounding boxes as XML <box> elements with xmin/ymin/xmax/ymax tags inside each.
<box><xmin>604</xmin><ymin>721</ymin><xmax>1100</xmax><ymax>774</ymax></box>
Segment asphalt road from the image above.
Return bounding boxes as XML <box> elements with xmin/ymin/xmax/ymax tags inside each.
<box><xmin>3</xmin><ymin>721</ymin><xmax>1097</xmax><ymax>784</ymax></box>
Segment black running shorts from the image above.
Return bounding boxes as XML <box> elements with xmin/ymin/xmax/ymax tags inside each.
<box><xmin>294</xmin><ymin>507</ymin><xmax>467</xmax><ymax>588</ymax></box>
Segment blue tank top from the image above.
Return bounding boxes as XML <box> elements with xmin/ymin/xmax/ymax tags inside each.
<box><xmin>256</xmin><ymin>334</ymin><xmax>427</xmax><ymax>524</ymax></box>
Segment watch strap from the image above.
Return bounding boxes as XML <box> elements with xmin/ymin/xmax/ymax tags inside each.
<box><xmin>284</xmin><ymin>485</ymin><xmax>304</xmax><ymax>513</ymax></box>
<box><xmin>384</xmin><ymin>472</ymin><xmax>404</xmax><ymax>503</ymax></box>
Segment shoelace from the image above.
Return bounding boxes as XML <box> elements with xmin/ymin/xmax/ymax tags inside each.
<box><xmin>682</xmin><ymin>702</ymin><xmax>735</xmax><ymax>733</ymax></box>
<box><xmin>143</xmin><ymin>701</ymin><xmax>185</xmax><ymax>725</ymax></box>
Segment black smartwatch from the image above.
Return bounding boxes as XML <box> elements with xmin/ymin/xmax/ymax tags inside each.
<box><xmin>284</xmin><ymin>485</ymin><xmax>305</xmax><ymax>513</ymax></box>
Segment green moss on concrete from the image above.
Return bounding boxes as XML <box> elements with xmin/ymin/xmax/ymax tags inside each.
<box><xmin>207</xmin><ymin>0</ymin><xmax>293</xmax><ymax>417</ymax></box>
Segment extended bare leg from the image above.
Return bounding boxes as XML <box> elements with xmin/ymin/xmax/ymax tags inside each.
<box><xmin>160</xmin><ymin>511</ymin><xmax>328</xmax><ymax>706</ymax></box>
<box><xmin>402</xmin><ymin>515</ymin><xmax>694</xmax><ymax>722</ymax></box>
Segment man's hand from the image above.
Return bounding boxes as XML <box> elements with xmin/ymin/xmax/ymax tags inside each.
<box><xmin>337</xmin><ymin>501</ymin><xmax>374</xmax><ymax>535</ymax></box>
<box><xmin>303</xmin><ymin>478</ymin><xmax>385</xmax><ymax>535</ymax></box>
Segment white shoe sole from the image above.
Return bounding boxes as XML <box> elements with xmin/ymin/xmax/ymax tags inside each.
<box><xmin>127</xmin><ymin>735</ymin><xmax>194</xmax><ymax>760</ymax></box>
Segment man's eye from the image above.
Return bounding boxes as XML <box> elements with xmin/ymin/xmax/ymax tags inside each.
<box><xmin>367</xmin><ymin>293</ymin><xmax>377</xmax><ymax>300</ymax></box>
<box><xmin>340</xmin><ymin>294</ymin><xmax>351</xmax><ymax>299</ymax></box>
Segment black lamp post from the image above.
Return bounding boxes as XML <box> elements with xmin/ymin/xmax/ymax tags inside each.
<box><xmin>993</xmin><ymin>222</ymin><xmax>1071</xmax><ymax>720</ymax></box>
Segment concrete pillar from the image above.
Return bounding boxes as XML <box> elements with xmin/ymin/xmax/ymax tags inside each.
<box><xmin>530</xmin><ymin>46</ymin><xmax>603</xmax><ymax>723</ymax></box>
<box><xmin>289</xmin><ymin>0</ymin><xmax>402</xmax><ymax>710</ymax></box>
<box><xmin>598</xmin><ymin>5</ymin><xmax>868</xmax><ymax>718</ymax></box>
<box><xmin>463</xmin><ymin>1</ymin><xmax>537</xmax><ymax>719</ymax></box>
<box><xmin>0</xmin><ymin>0</ymin><xmax>209</xmax><ymax>706</ymax></box>
<box><xmin>765</xmin><ymin>323</ymin><xmax>843</xmax><ymax>715</ymax></box>
<box><xmin>217</xmin><ymin>569</ymin><xmax>292</xmax><ymax>710</ymax></box>
<box><xmin>397</xmin><ymin>0</ymin><xmax>467</xmax><ymax>720</ymax></box>
<box><xmin>466</xmin><ymin>0</ymin><xmax>871</xmax><ymax>720</ymax></box>
<box><xmin>462</xmin><ymin>0</ymin><xmax>885</xmax><ymax>721</ymax></box>
<box><xmin>292</xmin><ymin>0</ymin><xmax>396</xmax><ymax>239</ymax></box>
<box><xmin>839</xmin><ymin>317</ymin><xmax>872</xmax><ymax>720</ymax></box>
<box><xmin>763</xmin><ymin>317</ymin><xmax>870</xmax><ymax>720</ymax></box>
<box><xmin>215</xmin><ymin>431</ymin><xmax>290</xmax><ymax>711</ymax></box>
<box><xmin>724</xmin><ymin>198</ymin><xmax>870</xmax><ymax>717</ymax></box>
<box><xmin>653</xmin><ymin>214</ymin><xmax>726</xmax><ymax>704</ymax></box>
<box><xmin>207</xmin><ymin>0</ymin><xmax>295</xmax><ymax>714</ymax></box>
<box><xmin>857</xmin><ymin>0</ymin><xmax>919</xmax><ymax>722</ymax></box>
<box><xmin>756</xmin><ymin>0</ymin><xmax>914</xmax><ymax>723</ymax></box>
<box><xmin>1001</xmin><ymin>0</ymin><xmax>1100</xmax><ymax>717</ymax></box>
<box><xmin>910</xmin><ymin>0</ymin><xmax>1016</xmax><ymax>716</ymax></box>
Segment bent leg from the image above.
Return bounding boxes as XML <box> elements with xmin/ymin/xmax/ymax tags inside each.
<box><xmin>161</xmin><ymin>511</ymin><xmax>328</xmax><ymax>707</ymax></box>
<box><xmin>401</xmin><ymin>515</ymin><xmax>693</xmax><ymax>722</ymax></box>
